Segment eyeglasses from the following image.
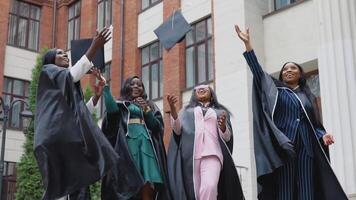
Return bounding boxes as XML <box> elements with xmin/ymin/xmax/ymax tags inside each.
<box><xmin>194</xmin><ymin>85</ymin><xmax>209</xmax><ymax>90</ymax></box>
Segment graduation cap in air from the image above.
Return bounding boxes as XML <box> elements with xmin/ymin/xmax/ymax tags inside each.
<box><xmin>154</xmin><ymin>10</ymin><xmax>192</xmax><ymax>50</ymax></box>
<box><xmin>70</xmin><ymin>38</ymin><xmax>105</xmax><ymax>71</ymax></box>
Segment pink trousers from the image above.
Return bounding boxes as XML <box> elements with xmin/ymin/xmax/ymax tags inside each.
<box><xmin>194</xmin><ymin>156</ymin><xmax>221</xmax><ymax>200</ymax></box>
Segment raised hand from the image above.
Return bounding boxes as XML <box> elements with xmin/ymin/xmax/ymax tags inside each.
<box><xmin>235</xmin><ymin>25</ymin><xmax>252</xmax><ymax>51</ymax></box>
<box><xmin>167</xmin><ymin>95</ymin><xmax>178</xmax><ymax>120</ymax></box>
<box><xmin>86</xmin><ymin>27</ymin><xmax>111</xmax><ymax>61</ymax></box>
<box><xmin>218</xmin><ymin>111</ymin><xmax>227</xmax><ymax>132</ymax></box>
<box><xmin>135</xmin><ymin>97</ymin><xmax>150</xmax><ymax>112</ymax></box>
<box><xmin>92</xmin><ymin>27</ymin><xmax>111</xmax><ymax>48</ymax></box>
<box><xmin>322</xmin><ymin>133</ymin><xmax>335</xmax><ymax>146</ymax></box>
<box><xmin>90</xmin><ymin>68</ymin><xmax>107</xmax><ymax>106</ymax></box>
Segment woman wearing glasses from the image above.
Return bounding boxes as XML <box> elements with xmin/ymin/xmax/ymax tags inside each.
<box><xmin>166</xmin><ymin>84</ymin><xmax>244</xmax><ymax>200</ymax></box>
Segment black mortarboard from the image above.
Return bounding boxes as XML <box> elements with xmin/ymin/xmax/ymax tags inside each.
<box><xmin>154</xmin><ymin>10</ymin><xmax>192</xmax><ymax>50</ymax></box>
<box><xmin>71</xmin><ymin>39</ymin><xmax>105</xmax><ymax>71</ymax></box>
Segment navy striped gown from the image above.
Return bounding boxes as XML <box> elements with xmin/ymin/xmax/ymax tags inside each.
<box><xmin>244</xmin><ymin>50</ymin><xmax>325</xmax><ymax>200</ymax></box>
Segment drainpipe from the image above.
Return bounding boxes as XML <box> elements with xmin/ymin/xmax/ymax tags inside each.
<box><xmin>52</xmin><ymin>0</ymin><xmax>57</xmax><ymax>48</ymax></box>
<box><xmin>120</xmin><ymin>0</ymin><xmax>125</xmax><ymax>85</ymax></box>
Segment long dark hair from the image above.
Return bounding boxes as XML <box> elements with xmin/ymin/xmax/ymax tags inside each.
<box><xmin>278</xmin><ymin>62</ymin><xmax>322</xmax><ymax>120</ymax></box>
<box><xmin>278</xmin><ymin>62</ymin><xmax>307</xmax><ymax>89</ymax></box>
<box><xmin>120</xmin><ymin>76</ymin><xmax>148</xmax><ymax>101</ymax></box>
<box><xmin>42</xmin><ymin>48</ymin><xmax>58</xmax><ymax>65</ymax></box>
<box><xmin>185</xmin><ymin>85</ymin><xmax>231</xmax><ymax>115</ymax></box>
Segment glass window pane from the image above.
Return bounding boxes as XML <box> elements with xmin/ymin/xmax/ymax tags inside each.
<box><xmin>159</xmin><ymin>61</ymin><xmax>163</xmax><ymax>97</ymax></box>
<box><xmin>152</xmin><ymin>0</ymin><xmax>159</xmax><ymax>3</ymax></box>
<box><xmin>24</xmin><ymin>83</ymin><xmax>29</xmax><ymax>97</ymax></box>
<box><xmin>17</xmin><ymin>18</ymin><xmax>28</xmax><ymax>47</ymax></box>
<box><xmin>97</xmin><ymin>1</ymin><xmax>104</xmax><ymax>30</ymax></box>
<box><xmin>195</xmin><ymin>21</ymin><xmax>206</xmax><ymax>42</ymax></box>
<box><xmin>307</xmin><ymin>74</ymin><xmax>320</xmax><ymax>97</ymax></box>
<box><xmin>75</xmin><ymin>2</ymin><xmax>81</xmax><ymax>16</ymax></box>
<box><xmin>275</xmin><ymin>0</ymin><xmax>291</xmax><ymax>9</ymax></box>
<box><xmin>197</xmin><ymin>44</ymin><xmax>206</xmax><ymax>83</ymax></box>
<box><xmin>151</xmin><ymin>63</ymin><xmax>159</xmax><ymax>99</ymax></box>
<box><xmin>142</xmin><ymin>0</ymin><xmax>149</xmax><ymax>10</ymax></box>
<box><xmin>141</xmin><ymin>46</ymin><xmax>149</xmax><ymax>64</ymax></box>
<box><xmin>10</xmin><ymin>98</ymin><xmax>22</xmax><ymax>128</ymax></box>
<box><xmin>105</xmin><ymin>0</ymin><xmax>112</xmax><ymax>26</ymax></box>
<box><xmin>13</xmin><ymin>80</ymin><xmax>24</xmax><ymax>96</ymax></box>
<box><xmin>104</xmin><ymin>63</ymin><xmax>111</xmax><ymax>81</ymax></box>
<box><xmin>19</xmin><ymin>2</ymin><xmax>30</xmax><ymax>17</ymax></box>
<box><xmin>10</xmin><ymin>0</ymin><xmax>18</xmax><ymax>13</ymax></box>
<box><xmin>3</xmin><ymin>78</ymin><xmax>12</xmax><ymax>93</ymax></box>
<box><xmin>159</xmin><ymin>43</ymin><xmax>163</xmax><ymax>57</ymax></box>
<box><xmin>68</xmin><ymin>20</ymin><xmax>74</xmax><ymax>48</ymax></box>
<box><xmin>7</xmin><ymin>15</ymin><xmax>17</xmax><ymax>45</ymax></box>
<box><xmin>30</xmin><ymin>6</ymin><xmax>41</xmax><ymax>20</ymax></box>
<box><xmin>150</xmin><ymin>42</ymin><xmax>159</xmax><ymax>61</ymax></box>
<box><xmin>75</xmin><ymin>18</ymin><xmax>80</xmax><ymax>39</ymax></box>
<box><xmin>186</xmin><ymin>29</ymin><xmax>194</xmax><ymax>46</ymax></box>
<box><xmin>142</xmin><ymin>66</ymin><xmax>150</xmax><ymax>99</ymax></box>
<box><xmin>69</xmin><ymin>5</ymin><xmax>74</xmax><ymax>19</ymax></box>
<box><xmin>207</xmin><ymin>18</ymin><xmax>212</xmax><ymax>37</ymax></box>
<box><xmin>208</xmin><ymin>39</ymin><xmax>213</xmax><ymax>80</ymax></box>
<box><xmin>186</xmin><ymin>47</ymin><xmax>195</xmax><ymax>88</ymax></box>
<box><xmin>28</xmin><ymin>21</ymin><xmax>39</xmax><ymax>50</ymax></box>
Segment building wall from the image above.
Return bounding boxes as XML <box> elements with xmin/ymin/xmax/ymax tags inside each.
<box><xmin>4</xmin><ymin>46</ymin><xmax>38</xmax><ymax>81</ymax></box>
<box><xmin>263</xmin><ymin>0</ymin><xmax>319</xmax><ymax>73</ymax></box>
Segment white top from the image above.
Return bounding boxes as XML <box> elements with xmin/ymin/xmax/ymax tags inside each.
<box><xmin>68</xmin><ymin>55</ymin><xmax>99</xmax><ymax>114</ymax></box>
<box><xmin>69</xmin><ymin>55</ymin><xmax>93</xmax><ymax>83</ymax></box>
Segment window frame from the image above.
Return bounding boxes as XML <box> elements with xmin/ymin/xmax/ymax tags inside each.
<box><xmin>274</xmin><ymin>0</ymin><xmax>305</xmax><ymax>11</ymax></box>
<box><xmin>7</xmin><ymin>0</ymin><xmax>41</xmax><ymax>51</ymax></box>
<box><xmin>67</xmin><ymin>1</ymin><xmax>81</xmax><ymax>49</ymax></box>
<box><xmin>140</xmin><ymin>41</ymin><xmax>163</xmax><ymax>101</ymax></box>
<box><xmin>97</xmin><ymin>0</ymin><xmax>112</xmax><ymax>30</ymax></box>
<box><xmin>185</xmin><ymin>17</ymin><xmax>213</xmax><ymax>89</ymax></box>
<box><xmin>140</xmin><ymin>0</ymin><xmax>162</xmax><ymax>12</ymax></box>
<box><xmin>1</xmin><ymin>77</ymin><xmax>30</xmax><ymax>130</ymax></box>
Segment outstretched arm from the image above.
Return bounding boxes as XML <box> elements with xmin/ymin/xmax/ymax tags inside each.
<box><xmin>235</xmin><ymin>25</ymin><xmax>265</xmax><ymax>84</ymax></box>
<box><xmin>70</xmin><ymin>27</ymin><xmax>111</xmax><ymax>82</ymax></box>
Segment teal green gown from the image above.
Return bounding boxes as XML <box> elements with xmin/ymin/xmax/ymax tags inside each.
<box><xmin>103</xmin><ymin>86</ymin><xmax>163</xmax><ymax>184</ymax></box>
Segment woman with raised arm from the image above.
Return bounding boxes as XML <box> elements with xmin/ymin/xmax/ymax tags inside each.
<box><xmin>35</xmin><ymin>28</ymin><xmax>118</xmax><ymax>200</ymax></box>
<box><xmin>166</xmin><ymin>84</ymin><xmax>244</xmax><ymax>200</ymax></box>
<box><xmin>235</xmin><ymin>25</ymin><xmax>347</xmax><ymax>200</ymax></box>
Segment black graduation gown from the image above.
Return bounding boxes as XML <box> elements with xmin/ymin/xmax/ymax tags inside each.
<box><xmin>101</xmin><ymin>101</ymin><xmax>172</xmax><ymax>200</ymax></box>
<box><xmin>252</xmin><ymin>70</ymin><xmax>348</xmax><ymax>200</ymax></box>
<box><xmin>34</xmin><ymin>64</ymin><xmax>119</xmax><ymax>200</ymax></box>
<box><xmin>167</xmin><ymin>107</ymin><xmax>245</xmax><ymax>200</ymax></box>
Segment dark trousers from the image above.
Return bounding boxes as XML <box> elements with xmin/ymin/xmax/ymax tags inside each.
<box><xmin>276</xmin><ymin>132</ymin><xmax>314</xmax><ymax>200</ymax></box>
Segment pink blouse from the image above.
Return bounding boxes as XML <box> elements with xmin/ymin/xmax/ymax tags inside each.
<box><xmin>170</xmin><ymin>106</ymin><xmax>231</xmax><ymax>164</ymax></box>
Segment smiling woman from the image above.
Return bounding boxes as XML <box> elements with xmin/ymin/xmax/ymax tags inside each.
<box><xmin>100</xmin><ymin>76</ymin><xmax>172</xmax><ymax>200</ymax></box>
<box><xmin>166</xmin><ymin>84</ymin><xmax>244</xmax><ymax>200</ymax></box>
<box><xmin>34</xmin><ymin>28</ymin><xmax>118</xmax><ymax>200</ymax></box>
<box><xmin>235</xmin><ymin>24</ymin><xmax>347</xmax><ymax>200</ymax></box>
